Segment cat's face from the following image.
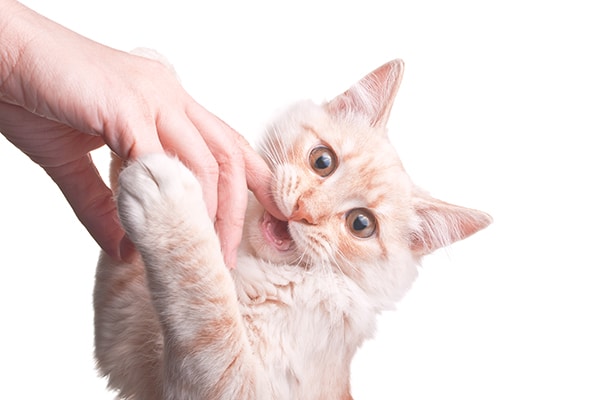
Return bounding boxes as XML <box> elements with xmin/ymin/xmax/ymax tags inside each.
<box><xmin>249</xmin><ymin>102</ymin><xmax>413</xmax><ymax>276</ymax></box>
<box><xmin>243</xmin><ymin>60</ymin><xmax>491</xmax><ymax>296</ymax></box>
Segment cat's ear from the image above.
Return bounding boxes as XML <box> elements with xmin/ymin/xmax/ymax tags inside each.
<box><xmin>326</xmin><ymin>59</ymin><xmax>404</xmax><ymax>127</ymax></box>
<box><xmin>410</xmin><ymin>191</ymin><xmax>492</xmax><ymax>256</ymax></box>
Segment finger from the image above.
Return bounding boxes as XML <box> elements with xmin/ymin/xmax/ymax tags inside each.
<box><xmin>187</xmin><ymin>106</ymin><xmax>285</xmax><ymax>221</ymax></box>
<box><xmin>119</xmin><ymin>235</ymin><xmax>137</xmax><ymax>263</ymax></box>
<box><xmin>242</xmin><ymin>143</ymin><xmax>287</xmax><ymax>221</ymax></box>
<box><xmin>156</xmin><ymin>112</ymin><xmax>219</xmax><ymax>220</ymax></box>
<box><xmin>44</xmin><ymin>154</ymin><xmax>125</xmax><ymax>260</ymax></box>
<box><xmin>186</xmin><ymin>104</ymin><xmax>250</xmax><ymax>268</ymax></box>
<box><xmin>214</xmin><ymin>144</ymin><xmax>248</xmax><ymax>269</ymax></box>
<box><xmin>108</xmin><ymin>113</ymin><xmax>164</xmax><ymax>161</ymax></box>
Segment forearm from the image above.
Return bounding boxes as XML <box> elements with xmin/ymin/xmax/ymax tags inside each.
<box><xmin>0</xmin><ymin>0</ymin><xmax>98</xmax><ymax>110</ymax></box>
<box><xmin>0</xmin><ymin>0</ymin><xmax>38</xmax><ymax>104</ymax></box>
<box><xmin>0</xmin><ymin>0</ymin><xmax>121</xmax><ymax>134</ymax></box>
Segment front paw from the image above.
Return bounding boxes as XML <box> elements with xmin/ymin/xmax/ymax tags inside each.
<box><xmin>117</xmin><ymin>154</ymin><xmax>208</xmax><ymax>247</ymax></box>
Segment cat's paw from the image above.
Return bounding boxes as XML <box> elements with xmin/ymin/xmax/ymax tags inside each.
<box><xmin>117</xmin><ymin>154</ymin><xmax>208</xmax><ymax>247</ymax></box>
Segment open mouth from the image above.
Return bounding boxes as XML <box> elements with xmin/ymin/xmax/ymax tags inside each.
<box><xmin>261</xmin><ymin>211</ymin><xmax>293</xmax><ymax>251</ymax></box>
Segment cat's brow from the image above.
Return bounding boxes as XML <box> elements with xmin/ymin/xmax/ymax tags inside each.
<box><xmin>301</xmin><ymin>124</ymin><xmax>320</xmax><ymax>138</ymax></box>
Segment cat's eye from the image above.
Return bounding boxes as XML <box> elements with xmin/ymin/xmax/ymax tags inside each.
<box><xmin>309</xmin><ymin>146</ymin><xmax>337</xmax><ymax>177</ymax></box>
<box><xmin>346</xmin><ymin>208</ymin><xmax>377</xmax><ymax>238</ymax></box>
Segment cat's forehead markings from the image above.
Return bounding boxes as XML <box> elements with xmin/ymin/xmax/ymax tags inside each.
<box><xmin>301</xmin><ymin>124</ymin><xmax>318</xmax><ymax>134</ymax></box>
<box><xmin>300</xmin><ymin>124</ymin><xmax>362</xmax><ymax>163</ymax></box>
<box><xmin>366</xmin><ymin>192</ymin><xmax>388</xmax><ymax>210</ymax></box>
<box><xmin>300</xmin><ymin>124</ymin><xmax>339</xmax><ymax>147</ymax></box>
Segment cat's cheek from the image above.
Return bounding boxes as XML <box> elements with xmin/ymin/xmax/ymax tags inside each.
<box><xmin>337</xmin><ymin>237</ymin><xmax>363</xmax><ymax>262</ymax></box>
<box><xmin>335</xmin><ymin>237</ymin><xmax>381</xmax><ymax>277</ymax></box>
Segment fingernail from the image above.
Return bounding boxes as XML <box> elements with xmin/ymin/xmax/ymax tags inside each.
<box><xmin>225</xmin><ymin>252</ymin><xmax>237</xmax><ymax>270</ymax></box>
<box><xmin>119</xmin><ymin>236</ymin><xmax>138</xmax><ymax>263</ymax></box>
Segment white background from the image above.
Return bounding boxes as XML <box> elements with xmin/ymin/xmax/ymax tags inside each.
<box><xmin>1</xmin><ymin>1</ymin><xmax>599</xmax><ymax>399</ymax></box>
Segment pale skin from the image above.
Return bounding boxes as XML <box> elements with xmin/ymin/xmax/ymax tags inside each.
<box><xmin>0</xmin><ymin>0</ymin><xmax>285</xmax><ymax>267</ymax></box>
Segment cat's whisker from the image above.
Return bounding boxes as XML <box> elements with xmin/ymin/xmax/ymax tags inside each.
<box><xmin>333</xmin><ymin>248</ymin><xmax>360</xmax><ymax>276</ymax></box>
<box><xmin>330</xmin><ymin>252</ymin><xmax>348</xmax><ymax>274</ymax></box>
<box><xmin>260</xmin><ymin>126</ymin><xmax>289</xmax><ymax>168</ymax></box>
<box><xmin>286</xmin><ymin>236</ymin><xmax>310</xmax><ymax>267</ymax></box>
<box><xmin>299</xmin><ymin>233</ymin><xmax>342</xmax><ymax>294</ymax></box>
<box><xmin>297</xmin><ymin>256</ymin><xmax>311</xmax><ymax>271</ymax></box>
<box><xmin>321</xmin><ymin>245</ymin><xmax>350</xmax><ymax>291</ymax></box>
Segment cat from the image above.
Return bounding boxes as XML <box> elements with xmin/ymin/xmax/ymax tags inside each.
<box><xmin>93</xmin><ymin>57</ymin><xmax>492</xmax><ymax>400</ymax></box>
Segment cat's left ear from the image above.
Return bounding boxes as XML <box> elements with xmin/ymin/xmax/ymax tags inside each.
<box><xmin>409</xmin><ymin>191</ymin><xmax>493</xmax><ymax>256</ymax></box>
<box><xmin>326</xmin><ymin>59</ymin><xmax>404</xmax><ymax>127</ymax></box>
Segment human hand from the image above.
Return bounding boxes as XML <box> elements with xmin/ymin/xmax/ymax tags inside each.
<box><xmin>0</xmin><ymin>1</ymin><xmax>284</xmax><ymax>267</ymax></box>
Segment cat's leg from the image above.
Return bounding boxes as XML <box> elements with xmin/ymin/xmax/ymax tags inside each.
<box><xmin>94</xmin><ymin>253</ymin><xmax>165</xmax><ymax>400</ymax></box>
<box><xmin>117</xmin><ymin>154</ymin><xmax>268</xmax><ymax>400</ymax></box>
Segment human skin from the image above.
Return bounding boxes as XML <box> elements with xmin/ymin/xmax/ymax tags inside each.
<box><xmin>0</xmin><ymin>0</ymin><xmax>284</xmax><ymax>268</ymax></box>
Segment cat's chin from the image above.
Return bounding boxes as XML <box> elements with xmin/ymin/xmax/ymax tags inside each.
<box><xmin>260</xmin><ymin>211</ymin><xmax>293</xmax><ymax>252</ymax></box>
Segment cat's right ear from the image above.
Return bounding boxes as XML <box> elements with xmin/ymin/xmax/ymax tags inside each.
<box><xmin>326</xmin><ymin>59</ymin><xmax>404</xmax><ymax>128</ymax></box>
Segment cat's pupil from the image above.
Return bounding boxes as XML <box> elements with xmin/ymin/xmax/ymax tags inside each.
<box><xmin>315</xmin><ymin>154</ymin><xmax>332</xmax><ymax>169</ymax></box>
<box><xmin>309</xmin><ymin>146</ymin><xmax>337</xmax><ymax>177</ymax></box>
<box><xmin>346</xmin><ymin>208</ymin><xmax>377</xmax><ymax>238</ymax></box>
<box><xmin>353</xmin><ymin>214</ymin><xmax>369</xmax><ymax>231</ymax></box>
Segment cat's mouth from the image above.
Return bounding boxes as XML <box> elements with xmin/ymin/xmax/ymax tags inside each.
<box><xmin>261</xmin><ymin>211</ymin><xmax>293</xmax><ymax>251</ymax></box>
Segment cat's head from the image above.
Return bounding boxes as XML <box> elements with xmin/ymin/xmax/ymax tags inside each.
<box><xmin>245</xmin><ymin>59</ymin><xmax>491</xmax><ymax>300</ymax></box>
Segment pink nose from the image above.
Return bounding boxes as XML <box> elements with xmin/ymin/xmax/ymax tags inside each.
<box><xmin>289</xmin><ymin>197</ymin><xmax>316</xmax><ymax>225</ymax></box>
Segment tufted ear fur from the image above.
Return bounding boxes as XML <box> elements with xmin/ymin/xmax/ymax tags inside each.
<box><xmin>410</xmin><ymin>190</ymin><xmax>493</xmax><ymax>256</ymax></box>
<box><xmin>326</xmin><ymin>59</ymin><xmax>404</xmax><ymax>128</ymax></box>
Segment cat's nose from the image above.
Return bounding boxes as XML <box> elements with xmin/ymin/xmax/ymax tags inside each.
<box><xmin>289</xmin><ymin>197</ymin><xmax>316</xmax><ymax>225</ymax></box>
<box><xmin>289</xmin><ymin>212</ymin><xmax>315</xmax><ymax>225</ymax></box>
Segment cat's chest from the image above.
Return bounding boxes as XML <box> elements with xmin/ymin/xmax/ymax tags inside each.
<box><xmin>235</xmin><ymin>264</ymin><xmax>371</xmax><ymax>360</ymax></box>
<box><xmin>233</xmin><ymin>262</ymin><xmax>373</xmax><ymax>398</ymax></box>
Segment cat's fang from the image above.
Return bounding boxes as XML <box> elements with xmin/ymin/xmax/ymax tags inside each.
<box><xmin>261</xmin><ymin>211</ymin><xmax>293</xmax><ymax>251</ymax></box>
